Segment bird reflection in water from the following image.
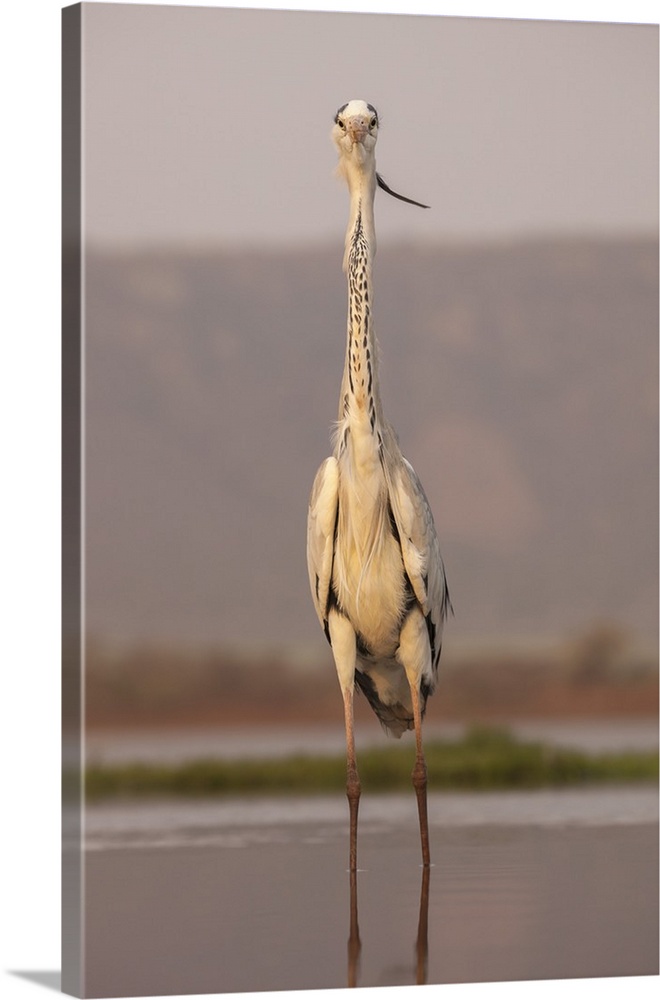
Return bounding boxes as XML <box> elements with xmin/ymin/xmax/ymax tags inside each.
<box><xmin>347</xmin><ymin>864</ymin><xmax>431</xmax><ymax>987</ymax></box>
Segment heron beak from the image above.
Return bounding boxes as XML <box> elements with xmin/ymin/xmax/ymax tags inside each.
<box><xmin>347</xmin><ymin>120</ymin><xmax>368</xmax><ymax>145</ymax></box>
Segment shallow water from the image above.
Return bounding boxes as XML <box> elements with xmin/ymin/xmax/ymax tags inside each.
<box><xmin>81</xmin><ymin>789</ymin><xmax>658</xmax><ymax>997</ymax></box>
<box><xmin>83</xmin><ymin>787</ymin><xmax>658</xmax><ymax>851</ymax></box>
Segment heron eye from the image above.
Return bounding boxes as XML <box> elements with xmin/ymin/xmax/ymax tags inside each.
<box><xmin>336</xmin><ymin>118</ymin><xmax>346</xmax><ymax>129</ymax></box>
<box><xmin>370</xmin><ymin>117</ymin><xmax>378</xmax><ymax>129</ymax></box>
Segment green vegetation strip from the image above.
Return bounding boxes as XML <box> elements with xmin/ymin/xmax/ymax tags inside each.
<box><xmin>84</xmin><ymin>727</ymin><xmax>658</xmax><ymax>800</ymax></box>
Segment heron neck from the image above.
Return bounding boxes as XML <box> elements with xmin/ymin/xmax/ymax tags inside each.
<box><xmin>343</xmin><ymin>168</ymin><xmax>377</xmax><ymax>271</ymax></box>
<box><xmin>338</xmin><ymin>168</ymin><xmax>382</xmax><ymax>435</ymax></box>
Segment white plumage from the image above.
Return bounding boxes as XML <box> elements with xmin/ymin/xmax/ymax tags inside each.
<box><xmin>307</xmin><ymin>100</ymin><xmax>450</xmax><ymax>870</ymax></box>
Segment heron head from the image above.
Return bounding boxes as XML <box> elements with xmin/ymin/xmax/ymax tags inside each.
<box><xmin>332</xmin><ymin>99</ymin><xmax>429</xmax><ymax>209</ymax></box>
<box><xmin>332</xmin><ymin>99</ymin><xmax>379</xmax><ymax>163</ymax></box>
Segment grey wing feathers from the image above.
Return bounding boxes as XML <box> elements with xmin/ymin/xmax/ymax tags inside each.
<box><xmin>306</xmin><ymin>457</ymin><xmax>339</xmax><ymax>631</ymax></box>
<box><xmin>387</xmin><ymin>458</ymin><xmax>451</xmax><ymax>669</ymax></box>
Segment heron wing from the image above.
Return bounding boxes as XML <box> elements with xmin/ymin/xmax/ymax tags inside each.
<box><xmin>306</xmin><ymin>456</ymin><xmax>340</xmax><ymax>631</ymax></box>
<box><xmin>387</xmin><ymin>457</ymin><xmax>451</xmax><ymax>669</ymax></box>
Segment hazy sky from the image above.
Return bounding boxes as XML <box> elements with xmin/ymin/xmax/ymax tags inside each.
<box><xmin>81</xmin><ymin>3</ymin><xmax>658</xmax><ymax>248</ymax></box>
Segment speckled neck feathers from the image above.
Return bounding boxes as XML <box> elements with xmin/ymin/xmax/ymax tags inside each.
<box><xmin>337</xmin><ymin>168</ymin><xmax>383</xmax><ymax>444</ymax></box>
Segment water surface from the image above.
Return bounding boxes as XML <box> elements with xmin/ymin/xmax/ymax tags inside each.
<box><xmin>81</xmin><ymin>788</ymin><xmax>658</xmax><ymax>997</ymax></box>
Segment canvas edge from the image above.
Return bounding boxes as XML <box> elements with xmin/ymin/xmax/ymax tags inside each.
<box><xmin>62</xmin><ymin>3</ymin><xmax>84</xmax><ymax>997</ymax></box>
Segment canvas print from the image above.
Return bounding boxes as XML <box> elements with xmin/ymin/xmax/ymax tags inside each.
<box><xmin>62</xmin><ymin>3</ymin><xmax>659</xmax><ymax>997</ymax></box>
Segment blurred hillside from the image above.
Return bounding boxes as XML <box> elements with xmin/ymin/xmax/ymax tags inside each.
<box><xmin>82</xmin><ymin>236</ymin><xmax>658</xmax><ymax>647</ymax></box>
<box><xmin>85</xmin><ymin>625</ymin><xmax>657</xmax><ymax>728</ymax></box>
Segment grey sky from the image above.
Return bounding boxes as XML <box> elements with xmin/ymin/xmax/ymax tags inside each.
<box><xmin>82</xmin><ymin>4</ymin><xmax>658</xmax><ymax>248</ymax></box>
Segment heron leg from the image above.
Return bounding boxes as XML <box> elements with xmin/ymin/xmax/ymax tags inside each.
<box><xmin>415</xmin><ymin>862</ymin><xmax>431</xmax><ymax>984</ymax></box>
<box><xmin>343</xmin><ymin>687</ymin><xmax>361</xmax><ymax>872</ymax></box>
<box><xmin>328</xmin><ymin>609</ymin><xmax>361</xmax><ymax>871</ymax></box>
<box><xmin>397</xmin><ymin>609</ymin><xmax>432</xmax><ymax>867</ymax></box>
<box><xmin>347</xmin><ymin>833</ymin><xmax>362</xmax><ymax>986</ymax></box>
<box><xmin>410</xmin><ymin>682</ymin><xmax>431</xmax><ymax>867</ymax></box>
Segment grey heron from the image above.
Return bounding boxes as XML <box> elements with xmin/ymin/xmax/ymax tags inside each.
<box><xmin>307</xmin><ymin>100</ymin><xmax>451</xmax><ymax>871</ymax></box>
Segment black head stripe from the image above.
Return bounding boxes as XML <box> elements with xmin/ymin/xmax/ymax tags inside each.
<box><xmin>334</xmin><ymin>102</ymin><xmax>348</xmax><ymax>123</ymax></box>
<box><xmin>376</xmin><ymin>172</ymin><xmax>430</xmax><ymax>209</ymax></box>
